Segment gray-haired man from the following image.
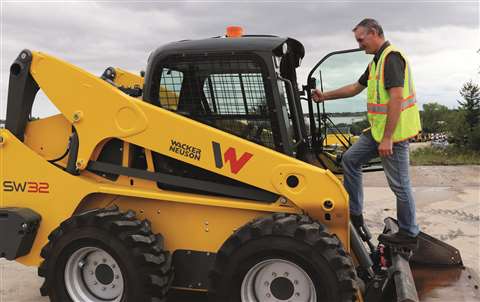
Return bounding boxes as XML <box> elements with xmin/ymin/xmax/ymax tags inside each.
<box><xmin>313</xmin><ymin>18</ymin><xmax>422</xmax><ymax>246</ymax></box>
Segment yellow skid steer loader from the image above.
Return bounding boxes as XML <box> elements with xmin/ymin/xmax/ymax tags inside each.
<box><xmin>0</xmin><ymin>28</ymin><xmax>477</xmax><ymax>302</ymax></box>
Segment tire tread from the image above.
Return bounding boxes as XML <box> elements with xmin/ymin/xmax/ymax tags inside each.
<box><xmin>38</xmin><ymin>205</ymin><xmax>174</xmax><ymax>301</ymax></box>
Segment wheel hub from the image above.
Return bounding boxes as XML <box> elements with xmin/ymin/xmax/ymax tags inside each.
<box><xmin>95</xmin><ymin>264</ymin><xmax>115</xmax><ymax>285</ymax></box>
<box><xmin>65</xmin><ymin>247</ymin><xmax>124</xmax><ymax>302</ymax></box>
<box><xmin>241</xmin><ymin>259</ymin><xmax>316</xmax><ymax>302</ymax></box>
<box><xmin>270</xmin><ymin>276</ymin><xmax>294</xmax><ymax>300</ymax></box>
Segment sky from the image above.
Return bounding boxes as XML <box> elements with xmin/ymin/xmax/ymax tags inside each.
<box><xmin>0</xmin><ymin>0</ymin><xmax>479</xmax><ymax>118</ymax></box>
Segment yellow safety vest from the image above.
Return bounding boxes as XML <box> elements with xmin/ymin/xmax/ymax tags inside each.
<box><xmin>367</xmin><ymin>45</ymin><xmax>421</xmax><ymax>142</ymax></box>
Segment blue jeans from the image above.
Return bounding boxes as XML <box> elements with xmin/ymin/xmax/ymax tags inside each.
<box><xmin>342</xmin><ymin>130</ymin><xmax>419</xmax><ymax>236</ymax></box>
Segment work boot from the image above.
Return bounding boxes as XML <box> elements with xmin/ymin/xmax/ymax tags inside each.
<box><xmin>378</xmin><ymin>229</ymin><xmax>418</xmax><ymax>248</ymax></box>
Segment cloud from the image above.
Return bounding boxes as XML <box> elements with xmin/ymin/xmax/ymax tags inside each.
<box><xmin>390</xmin><ymin>26</ymin><xmax>479</xmax><ymax>108</ymax></box>
<box><xmin>1</xmin><ymin>1</ymin><xmax>478</xmax><ymax>118</ymax></box>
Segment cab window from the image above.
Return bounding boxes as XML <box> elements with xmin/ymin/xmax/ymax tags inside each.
<box><xmin>153</xmin><ymin>55</ymin><xmax>278</xmax><ymax>149</ymax></box>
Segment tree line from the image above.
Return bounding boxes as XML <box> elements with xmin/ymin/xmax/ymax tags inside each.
<box><xmin>421</xmin><ymin>80</ymin><xmax>479</xmax><ymax>150</ymax></box>
<box><xmin>346</xmin><ymin>80</ymin><xmax>479</xmax><ymax>151</ymax></box>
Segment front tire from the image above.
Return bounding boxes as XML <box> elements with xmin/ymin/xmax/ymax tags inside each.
<box><xmin>209</xmin><ymin>213</ymin><xmax>358</xmax><ymax>302</ymax></box>
<box><xmin>38</xmin><ymin>205</ymin><xmax>173</xmax><ymax>302</ymax></box>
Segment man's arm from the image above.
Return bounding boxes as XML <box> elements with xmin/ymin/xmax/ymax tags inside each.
<box><xmin>312</xmin><ymin>82</ymin><xmax>365</xmax><ymax>102</ymax></box>
<box><xmin>378</xmin><ymin>87</ymin><xmax>403</xmax><ymax>157</ymax></box>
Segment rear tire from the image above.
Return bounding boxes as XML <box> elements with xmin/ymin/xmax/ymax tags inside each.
<box><xmin>209</xmin><ymin>213</ymin><xmax>357</xmax><ymax>302</ymax></box>
<box><xmin>38</xmin><ymin>205</ymin><xmax>173</xmax><ymax>302</ymax></box>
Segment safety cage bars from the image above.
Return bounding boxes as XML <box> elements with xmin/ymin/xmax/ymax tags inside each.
<box><xmin>150</xmin><ymin>54</ymin><xmax>279</xmax><ymax>150</ymax></box>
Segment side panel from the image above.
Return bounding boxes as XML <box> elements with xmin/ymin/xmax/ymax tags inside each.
<box><xmin>112</xmin><ymin>196</ymin><xmax>295</xmax><ymax>253</ymax></box>
<box><xmin>0</xmin><ymin>129</ymin><xmax>96</xmax><ymax>266</ymax></box>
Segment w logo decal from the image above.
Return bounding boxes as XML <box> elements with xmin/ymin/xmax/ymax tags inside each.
<box><xmin>212</xmin><ymin>141</ymin><xmax>253</xmax><ymax>174</ymax></box>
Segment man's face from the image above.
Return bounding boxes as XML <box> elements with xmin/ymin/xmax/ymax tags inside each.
<box><xmin>354</xmin><ymin>27</ymin><xmax>376</xmax><ymax>54</ymax></box>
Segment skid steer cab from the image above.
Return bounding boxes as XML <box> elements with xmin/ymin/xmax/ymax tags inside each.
<box><xmin>0</xmin><ymin>27</ymin><xmax>471</xmax><ymax>302</ymax></box>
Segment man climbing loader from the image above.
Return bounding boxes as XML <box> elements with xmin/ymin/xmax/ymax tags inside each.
<box><xmin>0</xmin><ymin>27</ymin><xmax>471</xmax><ymax>302</ymax></box>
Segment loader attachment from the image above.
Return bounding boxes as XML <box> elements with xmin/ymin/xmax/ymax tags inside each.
<box><xmin>354</xmin><ymin>218</ymin><xmax>420</xmax><ymax>302</ymax></box>
<box><xmin>412</xmin><ymin>266</ymin><xmax>480</xmax><ymax>301</ymax></box>
<box><xmin>410</xmin><ymin>229</ymin><xmax>462</xmax><ymax>266</ymax></box>
<box><xmin>383</xmin><ymin>217</ymin><xmax>462</xmax><ymax>267</ymax></box>
<box><xmin>380</xmin><ymin>217</ymin><xmax>479</xmax><ymax>302</ymax></box>
<box><xmin>382</xmin><ymin>218</ymin><xmax>421</xmax><ymax>302</ymax></box>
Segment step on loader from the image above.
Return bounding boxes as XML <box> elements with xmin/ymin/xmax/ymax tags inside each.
<box><xmin>0</xmin><ymin>27</ymin><xmax>478</xmax><ymax>302</ymax></box>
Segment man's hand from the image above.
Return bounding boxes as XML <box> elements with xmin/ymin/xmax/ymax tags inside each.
<box><xmin>311</xmin><ymin>89</ymin><xmax>325</xmax><ymax>102</ymax></box>
<box><xmin>311</xmin><ymin>83</ymin><xmax>366</xmax><ymax>103</ymax></box>
<box><xmin>378</xmin><ymin>137</ymin><xmax>393</xmax><ymax>157</ymax></box>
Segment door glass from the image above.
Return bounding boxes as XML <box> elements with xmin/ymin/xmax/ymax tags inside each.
<box><xmin>309</xmin><ymin>50</ymin><xmax>371</xmax><ymax>134</ymax></box>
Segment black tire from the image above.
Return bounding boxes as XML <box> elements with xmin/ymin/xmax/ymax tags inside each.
<box><xmin>38</xmin><ymin>205</ymin><xmax>173</xmax><ymax>302</ymax></box>
<box><xmin>209</xmin><ymin>213</ymin><xmax>358</xmax><ymax>302</ymax></box>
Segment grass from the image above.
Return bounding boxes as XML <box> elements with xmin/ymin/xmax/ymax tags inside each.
<box><xmin>410</xmin><ymin>145</ymin><xmax>480</xmax><ymax>165</ymax></box>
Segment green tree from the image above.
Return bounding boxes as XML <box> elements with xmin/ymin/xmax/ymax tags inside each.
<box><xmin>469</xmin><ymin>124</ymin><xmax>480</xmax><ymax>150</ymax></box>
<box><xmin>446</xmin><ymin>109</ymin><xmax>467</xmax><ymax>145</ymax></box>
<box><xmin>458</xmin><ymin>80</ymin><xmax>480</xmax><ymax>131</ymax></box>
<box><xmin>421</xmin><ymin>102</ymin><xmax>450</xmax><ymax>133</ymax></box>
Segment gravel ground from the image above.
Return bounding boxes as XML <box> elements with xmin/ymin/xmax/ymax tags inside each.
<box><xmin>1</xmin><ymin>165</ymin><xmax>479</xmax><ymax>302</ymax></box>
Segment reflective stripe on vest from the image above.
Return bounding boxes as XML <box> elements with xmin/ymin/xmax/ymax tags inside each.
<box><xmin>367</xmin><ymin>95</ymin><xmax>417</xmax><ymax>114</ymax></box>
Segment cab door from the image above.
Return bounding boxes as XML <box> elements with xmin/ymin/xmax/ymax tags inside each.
<box><xmin>304</xmin><ymin>48</ymin><xmax>382</xmax><ymax>172</ymax></box>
